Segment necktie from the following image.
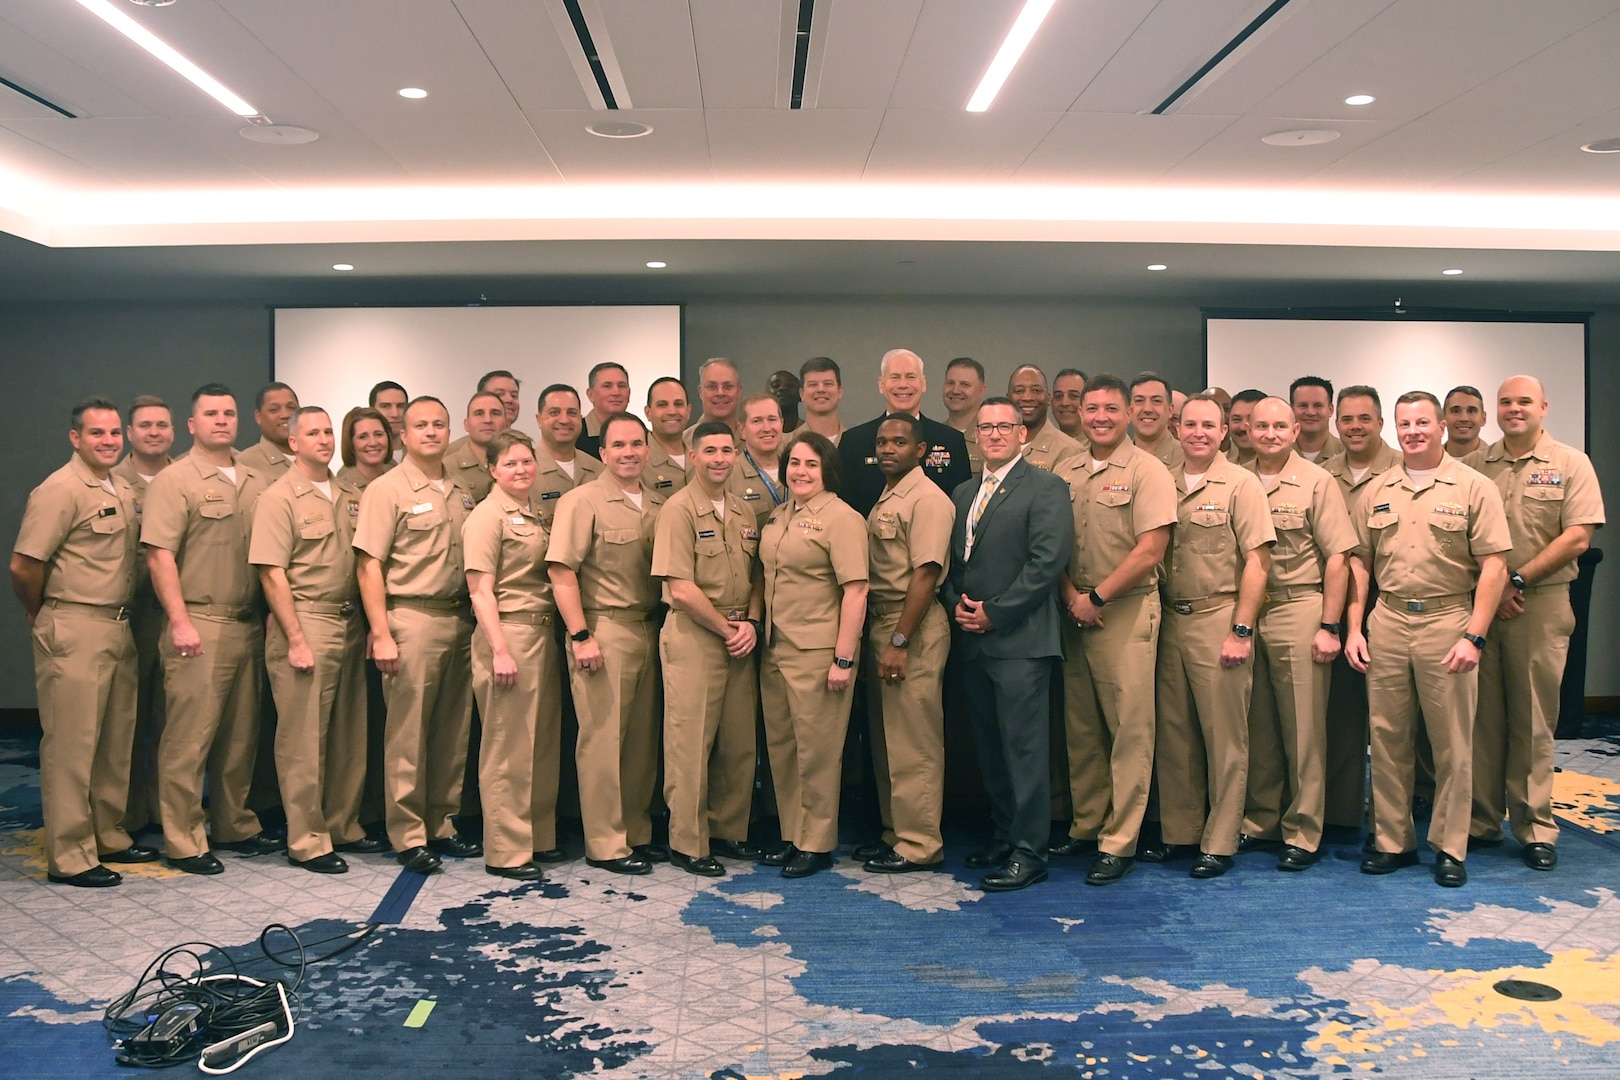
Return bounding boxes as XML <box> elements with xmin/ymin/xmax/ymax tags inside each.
<box><xmin>967</xmin><ymin>474</ymin><xmax>999</xmax><ymax>553</ymax></box>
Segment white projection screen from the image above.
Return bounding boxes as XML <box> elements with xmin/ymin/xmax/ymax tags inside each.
<box><xmin>1206</xmin><ymin>316</ymin><xmax>1588</xmax><ymax>449</ymax></box>
<box><xmin>273</xmin><ymin>305</ymin><xmax>683</xmax><ymax>434</ymax></box>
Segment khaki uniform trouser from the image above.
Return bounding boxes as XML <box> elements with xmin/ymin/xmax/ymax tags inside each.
<box><xmin>158</xmin><ymin>614</ymin><xmax>263</xmax><ymax>858</ymax></box>
<box><xmin>864</xmin><ymin>602</ymin><xmax>949</xmax><ymax>865</ymax></box>
<box><xmin>124</xmin><ymin>598</ymin><xmax>165</xmax><ymax>834</ymax></box>
<box><xmin>265</xmin><ymin>611</ymin><xmax>368</xmax><ymax>862</ymax></box>
<box><xmin>1473</xmin><ymin>585</ymin><xmax>1572</xmax><ymax>847</ymax></box>
<box><xmin>32</xmin><ymin>604</ymin><xmax>138</xmax><ymax>877</ymax></box>
<box><xmin>1243</xmin><ymin>594</ymin><xmax>1331</xmax><ymax>851</ymax></box>
<box><xmin>381</xmin><ymin>607</ymin><xmax>474</xmax><ymax>852</ymax></box>
<box><xmin>1062</xmin><ymin>590</ymin><xmax>1160</xmax><ymax>858</ymax></box>
<box><xmin>762</xmin><ymin>642</ymin><xmax>855</xmax><ymax>854</ymax></box>
<box><xmin>473</xmin><ymin>620</ymin><xmax>562</xmax><ymax>867</ymax></box>
<box><xmin>1154</xmin><ymin>601</ymin><xmax>1252</xmax><ymax>857</ymax></box>
<box><xmin>1366</xmin><ymin>602</ymin><xmax>1474</xmax><ymax>859</ymax></box>
<box><xmin>660</xmin><ymin>612</ymin><xmax>757</xmax><ymax>858</ymax></box>
<box><xmin>568</xmin><ymin>615</ymin><xmax>659</xmax><ymax>861</ymax></box>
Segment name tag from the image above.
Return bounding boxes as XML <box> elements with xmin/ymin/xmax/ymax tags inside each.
<box><xmin>742</xmin><ymin>491</ymin><xmax>760</xmax><ymax>501</ymax></box>
<box><xmin>1372</xmin><ymin>502</ymin><xmax>1391</xmax><ymax>514</ymax></box>
<box><xmin>204</xmin><ymin>492</ymin><xmax>224</xmax><ymax>502</ymax></box>
<box><xmin>698</xmin><ymin>529</ymin><xmax>716</xmax><ymax>539</ymax></box>
<box><xmin>654</xmin><ymin>477</ymin><xmax>673</xmax><ymax>489</ymax></box>
<box><xmin>509</xmin><ymin>515</ymin><xmax>526</xmax><ymax>525</ymax></box>
<box><xmin>540</xmin><ymin>491</ymin><xmax>561</xmax><ymax>501</ymax></box>
<box><xmin>864</xmin><ymin>457</ymin><xmax>879</xmax><ymax>466</ymax></box>
<box><xmin>97</xmin><ymin>505</ymin><xmax>118</xmax><ymax>518</ymax></box>
<box><xmin>411</xmin><ymin>502</ymin><xmax>433</xmax><ymax>515</ymax></box>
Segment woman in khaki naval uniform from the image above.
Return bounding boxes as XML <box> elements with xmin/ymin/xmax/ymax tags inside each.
<box><xmin>338</xmin><ymin>406</ymin><xmax>396</xmax><ymax>491</ymax></box>
<box><xmin>465</xmin><ymin>431</ymin><xmax>566</xmax><ymax>882</ymax></box>
<box><xmin>758</xmin><ymin>430</ymin><xmax>869</xmax><ymax>878</ymax></box>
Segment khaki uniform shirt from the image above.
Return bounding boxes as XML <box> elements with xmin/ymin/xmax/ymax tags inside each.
<box><xmin>759</xmin><ymin>490</ymin><xmax>869</xmax><ymax>650</ymax></box>
<box><xmin>546</xmin><ymin>472</ymin><xmax>664</xmax><ymax>614</ymax></box>
<box><xmin>443</xmin><ymin>436</ymin><xmax>493</xmax><ymax>503</ymax></box>
<box><xmin>1352</xmin><ymin>459</ymin><xmax>1512</xmax><ymax>598</ymax></box>
<box><xmin>335</xmin><ymin>463</ymin><xmax>389</xmax><ymax>491</ymax></box>
<box><xmin>1247</xmin><ymin>452</ymin><xmax>1357</xmax><ymax>590</ymax></box>
<box><xmin>14</xmin><ymin>455</ymin><xmax>139</xmax><ymax>607</ymax></box>
<box><xmin>652</xmin><ymin>484</ymin><xmax>759</xmax><ymax>614</ymax></box>
<box><xmin>1061</xmin><ymin>445</ymin><xmax>1177</xmax><ymax>593</ymax></box>
<box><xmin>644</xmin><ymin>442</ymin><xmax>690</xmax><ymax>496</ymax></box>
<box><xmin>1021</xmin><ymin>423</ymin><xmax>1085</xmax><ymax>474</ymax></box>
<box><xmin>352</xmin><ymin>459</ymin><xmax>474</xmax><ymax>600</ymax></box>
<box><xmin>140</xmin><ymin>454</ymin><xmax>268</xmax><ymax>608</ymax></box>
<box><xmin>248</xmin><ymin>470</ymin><xmax>362</xmax><ymax>603</ymax></box>
<box><xmin>1322</xmin><ymin>442</ymin><xmax>1402</xmax><ymax>517</ymax></box>
<box><xmin>236</xmin><ymin>437</ymin><xmax>291</xmax><ymax>478</ymax></box>
<box><xmin>112</xmin><ymin>455</ymin><xmax>168</xmax><ymax>600</ymax></box>
<box><xmin>534</xmin><ymin>448</ymin><xmax>604</xmax><ymax>529</ymax></box>
<box><xmin>961</xmin><ymin>424</ymin><xmax>985</xmax><ymax>479</ymax></box>
<box><xmin>1166</xmin><ymin>455</ymin><xmax>1276</xmax><ymax>601</ymax></box>
<box><xmin>866</xmin><ymin>466</ymin><xmax>955</xmax><ymax>605</ymax></box>
<box><xmin>1473</xmin><ymin>431</ymin><xmax>1605</xmax><ymax>587</ymax></box>
<box><xmin>1135</xmin><ymin>434</ymin><xmax>1185</xmax><ymax>472</ymax></box>
<box><xmin>1297</xmin><ymin>432</ymin><xmax>1344</xmax><ymax>464</ymax></box>
<box><xmin>462</xmin><ymin>489</ymin><xmax>553</xmax><ymax>614</ymax></box>
<box><xmin>1225</xmin><ymin>445</ymin><xmax>1256</xmax><ymax>466</ymax></box>
<box><xmin>725</xmin><ymin>452</ymin><xmax>785</xmax><ymax>529</ymax></box>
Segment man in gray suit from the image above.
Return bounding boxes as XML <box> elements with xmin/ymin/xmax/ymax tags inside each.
<box><xmin>942</xmin><ymin>397</ymin><xmax>1075</xmax><ymax>892</ymax></box>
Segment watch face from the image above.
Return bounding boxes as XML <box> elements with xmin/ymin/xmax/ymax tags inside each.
<box><xmin>890</xmin><ymin>633</ymin><xmax>907</xmax><ymax>648</ymax></box>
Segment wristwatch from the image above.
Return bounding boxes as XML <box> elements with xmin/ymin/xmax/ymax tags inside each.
<box><xmin>834</xmin><ymin>656</ymin><xmax>855</xmax><ymax>670</ymax></box>
<box><xmin>570</xmin><ymin>627</ymin><xmax>592</xmax><ymax>643</ymax></box>
<box><xmin>890</xmin><ymin>631</ymin><xmax>909</xmax><ymax>649</ymax></box>
<box><xmin>747</xmin><ymin>618</ymin><xmax>765</xmax><ymax>637</ymax></box>
<box><xmin>1089</xmin><ymin>589</ymin><xmax>1107</xmax><ymax>608</ymax></box>
<box><xmin>1320</xmin><ymin>622</ymin><xmax>1342</xmax><ymax>636</ymax></box>
<box><xmin>1232</xmin><ymin>623</ymin><xmax>1254</xmax><ymax>639</ymax></box>
<box><xmin>1463</xmin><ymin>632</ymin><xmax>1488</xmax><ymax>650</ymax></box>
<box><xmin>1509</xmin><ymin>570</ymin><xmax>1528</xmax><ymax>591</ymax></box>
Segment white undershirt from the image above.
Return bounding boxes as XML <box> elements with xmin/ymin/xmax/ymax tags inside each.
<box><xmin>1183</xmin><ymin>471</ymin><xmax>1207</xmax><ymax>491</ymax></box>
<box><xmin>711</xmin><ymin>499</ymin><xmax>726</xmax><ymax>518</ymax></box>
<box><xmin>671</xmin><ymin>453</ymin><xmax>687</xmax><ymax>470</ymax></box>
<box><xmin>217</xmin><ymin>465</ymin><xmax>237</xmax><ymax>485</ymax></box>
<box><xmin>1405</xmin><ymin>466</ymin><xmax>1438</xmax><ymax>490</ymax></box>
<box><xmin>1301</xmin><ymin>448</ymin><xmax>1323</xmax><ymax>463</ymax></box>
<box><xmin>99</xmin><ymin>477</ymin><xmax>116</xmax><ymax>495</ymax></box>
<box><xmin>624</xmin><ymin>490</ymin><xmax>643</xmax><ymax>510</ymax></box>
<box><xmin>1349</xmin><ymin>465</ymin><xmax>1371</xmax><ymax>484</ymax></box>
<box><xmin>556</xmin><ymin>458</ymin><xmax>576</xmax><ymax>479</ymax></box>
<box><xmin>312</xmin><ymin>479</ymin><xmax>332</xmax><ymax>500</ymax></box>
<box><xmin>136</xmin><ymin>471</ymin><xmax>156</xmax><ymax>485</ymax></box>
<box><xmin>1088</xmin><ymin>457</ymin><xmax>1109</xmax><ymax>474</ymax></box>
<box><xmin>1258</xmin><ymin>472</ymin><xmax>1279</xmax><ymax>488</ymax></box>
<box><xmin>429</xmin><ymin>478</ymin><xmax>445</xmax><ymax>493</ymax></box>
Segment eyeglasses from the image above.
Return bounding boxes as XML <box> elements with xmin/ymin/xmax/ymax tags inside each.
<box><xmin>975</xmin><ymin>422</ymin><xmax>1019</xmax><ymax>435</ymax></box>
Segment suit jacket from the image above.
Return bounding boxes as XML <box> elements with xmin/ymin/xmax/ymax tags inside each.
<box><xmin>839</xmin><ymin>412</ymin><xmax>971</xmax><ymax>517</ymax></box>
<box><xmin>941</xmin><ymin>457</ymin><xmax>1074</xmax><ymax>661</ymax></box>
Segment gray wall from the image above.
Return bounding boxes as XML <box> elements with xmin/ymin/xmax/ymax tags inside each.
<box><xmin>3</xmin><ymin>296</ymin><xmax>1614</xmax><ymax>707</ymax></box>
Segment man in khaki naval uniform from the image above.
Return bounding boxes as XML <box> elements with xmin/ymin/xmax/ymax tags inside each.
<box><xmin>1470</xmin><ymin>376</ymin><xmax>1604</xmax><ymax>870</ymax></box>
<box><xmin>800</xmin><ymin>357</ymin><xmax>845</xmax><ymax>445</ymax></box>
<box><xmin>942</xmin><ymin>357</ymin><xmax>988</xmax><ymax>479</ymax></box>
<box><xmin>644</xmin><ymin>376</ymin><xmax>692</xmax><ymax>496</ymax></box>
<box><xmin>1238</xmin><ymin>398</ymin><xmax>1357</xmax><ymax>870</ymax></box>
<box><xmin>1054</xmin><ymin>374</ymin><xmax>1176</xmax><ymax>885</ymax></box>
<box><xmin>354</xmin><ymin>395</ymin><xmax>481</xmax><ymax>875</ymax></box>
<box><xmin>1009</xmin><ymin>364</ymin><xmax>1085</xmax><ymax>473</ymax></box>
<box><xmin>1129</xmin><ymin>372</ymin><xmax>1185</xmax><ymax>471</ymax></box>
<box><xmin>1347</xmin><ymin>391</ymin><xmax>1510</xmax><ymax>888</ymax></box>
<box><xmin>858</xmin><ymin>414</ymin><xmax>955</xmax><ymax>873</ymax></box>
<box><xmin>549</xmin><ymin>413</ymin><xmax>667</xmax><ymax>875</ymax></box>
<box><xmin>579</xmin><ymin>362</ymin><xmax>632</xmax><ymax>458</ymax></box>
<box><xmin>1147</xmin><ymin>394</ymin><xmax>1275</xmax><ymax>878</ymax></box>
<box><xmin>1050</xmin><ymin>368</ymin><xmax>1089</xmax><ymax>443</ymax></box>
<box><xmin>443</xmin><ymin>391</ymin><xmax>502</xmax><ymax>503</ymax></box>
<box><xmin>683</xmin><ymin>358</ymin><xmax>743</xmax><ymax>446</ymax></box>
<box><xmin>235</xmin><ymin>382</ymin><xmax>299</xmax><ymax>477</ymax></box>
<box><xmin>652</xmin><ymin>420</ymin><xmax>763</xmax><ymax>876</ymax></box>
<box><xmin>1290</xmin><ymin>377</ymin><xmax>1343</xmax><ymax>463</ymax></box>
<box><xmin>12</xmin><ymin>397</ymin><xmax>151</xmax><ymax>886</ymax></box>
<box><xmin>726</xmin><ymin>393</ymin><xmax>787</xmax><ymax>528</ymax></box>
<box><xmin>250</xmin><ymin>407</ymin><xmax>371</xmax><ymax>874</ymax></box>
<box><xmin>534</xmin><ymin>384</ymin><xmax>605</xmax><ymax>528</ymax></box>
<box><xmin>142</xmin><ymin>384</ymin><xmax>276</xmax><ymax>874</ymax></box>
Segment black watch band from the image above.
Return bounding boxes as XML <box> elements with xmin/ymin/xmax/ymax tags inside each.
<box><xmin>834</xmin><ymin>656</ymin><xmax>854</xmax><ymax>670</ymax></box>
<box><xmin>1320</xmin><ymin>622</ymin><xmax>1342</xmax><ymax>636</ymax></box>
<box><xmin>1089</xmin><ymin>589</ymin><xmax>1107</xmax><ymax>608</ymax></box>
<box><xmin>570</xmin><ymin>627</ymin><xmax>591</xmax><ymax>642</ymax></box>
<box><xmin>1509</xmin><ymin>571</ymin><xmax>1528</xmax><ymax>591</ymax></box>
<box><xmin>747</xmin><ymin>618</ymin><xmax>765</xmax><ymax>636</ymax></box>
<box><xmin>1232</xmin><ymin>623</ymin><xmax>1253</xmax><ymax>639</ymax></box>
<box><xmin>1463</xmin><ymin>632</ymin><xmax>1488</xmax><ymax>650</ymax></box>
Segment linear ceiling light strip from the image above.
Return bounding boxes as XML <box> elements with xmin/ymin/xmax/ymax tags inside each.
<box><xmin>560</xmin><ymin>0</ymin><xmax>619</xmax><ymax>109</ymax></box>
<box><xmin>1150</xmin><ymin>0</ymin><xmax>1292</xmax><ymax>115</ymax></box>
<box><xmin>789</xmin><ymin>0</ymin><xmax>814</xmax><ymax>109</ymax></box>
<box><xmin>966</xmin><ymin>0</ymin><xmax>1057</xmax><ymax>113</ymax></box>
<box><xmin>73</xmin><ymin>0</ymin><xmax>258</xmax><ymax>117</ymax></box>
<box><xmin>0</xmin><ymin>74</ymin><xmax>76</xmax><ymax>118</ymax></box>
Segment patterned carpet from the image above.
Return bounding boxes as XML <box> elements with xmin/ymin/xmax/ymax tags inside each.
<box><xmin>2</xmin><ymin>727</ymin><xmax>1618</xmax><ymax>1080</ymax></box>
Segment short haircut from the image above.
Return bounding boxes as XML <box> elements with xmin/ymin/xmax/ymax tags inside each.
<box><xmin>1232</xmin><ymin>388</ymin><xmax>1267</xmax><ymax>406</ymax></box>
<box><xmin>1290</xmin><ymin>375</ymin><xmax>1334</xmax><ymax>401</ymax></box>
<box><xmin>292</xmin><ymin>405</ymin><xmax>330</xmax><ymax>427</ymax></box>
<box><xmin>692</xmin><ymin>420</ymin><xmax>736</xmax><ymax>445</ymax></box>
<box><xmin>536</xmin><ymin>383</ymin><xmax>580</xmax><ymax>411</ymax></box>
<box><xmin>799</xmin><ymin>356</ymin><xmax>842</xmax><ymax>384</ymax></box>
<box><xmin>698</xmin><ymin>357</ymin><xmax>738</xmax><ymax>381</ymax></box>
<box><xmin>1337</xmin><ymin>385</ymin><xmax>1383</xmax><ymax>416</ymax></box>
<box><xmin>877</xmin><ymin>412</ymin><xmax>926</xmax><ymax>443</ymax></box>
<box><xmin>477</xmin><ymin>369</ymin><xmax>520</xmax><ymax>391</ymax></box>
<box><xmin>1008</xmin><ymin>363</ymin><xmax>1048</xmax><ymax>388</ymax></box>
<box><xmin>255</xmin><ymin>381</ymin><xmax>296</xmax><ymax>411</ymax></box>
<box><xmin>600</xmin><ymin>412</ymin><xmax>648</xmax><ymax>443</ymax></box>
<box><xmin>1129</xmin><ymin>371</ymin><xmax>1171</xmax><ymax>397</ymax></box>
<box><xmin>1180</xmin><ymin>392</ymin><xmax>1227</xmax><ymax>424</ymax></box>
<box><xmin>340</xmin><ymin>406</ymin><xmax>395</xmax><ymax>468</ymax></box>
<box><xmin>978</xmin><ymin>394</ymin><xmax>1018</xmax><ymax>415</ymax></box>
<box><xmin>368</xmin><ymin>380</ymin><xmax>407</xmax><ymax>406</ymax></box>
<box><xmin>487</xmin><ymin>429</ymin><xmax>535</xmax><ymax>464</ymax></box>
<box><xmin>1081</xmin><ymin>373</ymin><xmax>1128</xmax><ymax>401</ymax></box>
<box><xmin>779</xmin><ymin>430</ymin><xmax>842</xmax><ymax>494</ymax></box>
<box><xmin>403</xmin><ymin>395</ymin><xmax>448</xmax><ymax>421</ymax></box>
<box><xmin>192</xmin><ymin>382</ymin><xmax>234</xmax><ymax>405</ymax></box>
<box><xmin>946</xmin><ymin>357</ymin><xmax>985</xmax><ymax>382</ymax></box>
<box><xmin>72</xmin><ymin>395</ymin><xmax>120</xmax><ymax>431</ymax></box>
<box><xmin>880</xmin><ymin>348</ymin><xmax>924</xmax><ymax>377</ymax></box>
<box><xmin>739</xmin><ymin>391</ymin><xmax>781</xmax><ymax>421</ymax></box>
<box><xmin>646</xmin><ymin>376</ymin><xmax>686</xmax><ymax>404</ymax></box>
<box><xmin>588</xmin><ymin>362</ymin><xmax>629</xmax><ymax>388</ymax></box>
<box><xmin>1396</xmin><ymin>390</ymin><xmax>1441</xmax><ymax>412</ymax></box>
<box><xmin>126</xmin><ymin>394</ymin><xmax>170</xmax><ymax>423</ymax></box>
<box><xmin>1053</xmin><ymin>367</ymin><xmax>1088</xmax><ymax>385</ymax></box>
<box><xmin>466</xmin><ymin>390</ymin><xmax>503</xmax><ymax>414</ymax></box>
<box><xmin>1444</xmin><ymin>384</ymin><xmax>1484</xmax><ymax>405</ymax></box>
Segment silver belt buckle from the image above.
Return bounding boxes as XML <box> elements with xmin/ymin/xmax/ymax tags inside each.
<box><xmin>725</xmin><ymin>608</ymin><xmax>746</xmax><ymax>622</ymax></box>
<box><xmin>1405</xmin><ymin>600</ymin><xmax>1426</xmax><ymax>612</ymax></box>
<box><xmin>1173</xmin><ymin>601</ymin><xmax>1193</xmax><ymax>615</ymax></box>
<box><xmin>339</xmin><ymin>600</ymin><xmax>356</xmax><ymax>617</ymax></box>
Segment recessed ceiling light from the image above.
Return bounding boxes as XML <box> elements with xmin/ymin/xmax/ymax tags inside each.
<box><xmin>1261</xmin><ymin>129</ymin><xmax>1341</xmax><ymax>147</ymax></box>
<box><xmin>398</xmin><ymin>87</ymin><xmax>428</xmax><ymax>99</ymax></box>
<box><xmin>75</xmin><ymin>0</ymin><xmax>259</xmax><ymax>116</ymax></box>
<box><xmin>966</xmin><ymin>0</ymin><xmax>1058</xmax><ymax>112</ymax></box>
<box><xmin>1147</xmin><ymin>263</ymin><xmax>1168</xmax><ymax>271</ymax></box>
<box><xmin>239</xmin><ymin>124</ymin><xmax>318</xmax><ymax>145</ymax></box>
<box><xmin>1344</xmin><ymin>94</ymin><xmax>1376</xmax><ymax>106</ymax></box>
<box><xmin>1580</xmin><ymin>137</ymin><xmax>1620</xmax><ymax>154</ymax></box>
<box><xmin>586</xmin><ymin>120</ymin><xmax>652</xmax><ymax>139</ymax></box>
<box><xmin>1441</xmin><ymin>268</ymin><xmax>1464</xmax><ymax>276</ymax></box>
<box><xmin>645</xmin><ymin>261</ymin><xmax>666</xmax><ymax>269</ymax></box>
<box><xmin>127</xmin><ymin>0</ymin><xmax>178</xmax><ymax>7</ymax></box>
<box><xmin>331</xmin><ymin>263</ymin><xmax>354</xmax><ymax>271</ymax></box>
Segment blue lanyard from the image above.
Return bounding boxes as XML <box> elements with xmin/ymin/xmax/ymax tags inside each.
<box><xmin>745</xmin><ymin>450</ymin><xmax>784</xmax><ymax>505</ymax></box>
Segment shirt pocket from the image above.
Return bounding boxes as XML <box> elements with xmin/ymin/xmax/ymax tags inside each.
<box><xmin>871</xmin><ymin>519</ymin><xmax>900</xmax><ymax>541</ymax></box>
<box><xmin>1095</xmin><ymin>489</ymin><xmax>1132</xmax><ymax>509</ymax></box>
<box><xmin>1186</xmin><ymin>508</ymin><xmax>1232</xmax><ymax>554</ymax></box>
<box><xmin>1367</xmin><ymin>510</ymin><xmax>1400</xmax><ymax>533</ymax></box>
<box><xmin>405</xmin><ymin>510</ymin><xmax>442</xmax><ymax>532</ymax></box>
<box><xmin>1271</xmin><ymin>512</ymin><xmax>1307</xmax><ymax>532</ymax></box>
<box><xmin>198</xmin><ymin>502</ymin><xmax>234</xmax><ymax>521</ymax></box>
<box><xmin>89</xmin><ymin>514</ymin><xmax>125</xmax><ymax>535</ymax></box>
<box><xmin>1522</xmin><ymin>484</ymin><xmax>1565</xmax><ymax>524</ymax></box>
<box><xmin>601</xmin><ymin>527</ymin><xmax>640</xmax><ymax>546</ymax></box>
<box><xmin>298</xmin><ymin>519</ymin><xmax>336</xmax><ymax>541</ymax></box>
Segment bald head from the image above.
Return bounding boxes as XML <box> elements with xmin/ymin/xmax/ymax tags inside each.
<box><xmin>1496</xmin><ymin>374</ymin><xmax>1549</xmax><ymax>444</ymax></box>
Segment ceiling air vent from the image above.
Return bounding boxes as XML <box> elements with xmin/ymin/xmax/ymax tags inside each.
<box><xmin>0</xmin><ymin>73</ymin><xmax>77</xmax><ymax>118</ymax></box>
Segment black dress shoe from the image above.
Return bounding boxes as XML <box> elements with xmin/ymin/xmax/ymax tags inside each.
<box><xmin>1237</xmin><ymin>834</ymin><xmax>1282</xmax><ymax>854</ymax></box>
<box><xmin>428</xmin><ymin>834</ymin><xmax>483</xmax><ymax>858</ymax></box>
<box><xmin>585</xmin><ymin>855</ymin><xmax>653</xmax><ymax>876</ymax></box>
<box><xmin>218</xmin><ymin>833</ymin><xmax>284</xmax><ymax>855</ymax></box>
<box><xmin>1359</xmin><ymin>849</ymin><xmax>1420</xmax><ymax>875</ymax></box>
<box><xmin>964</xmin><ymin>842</ymin><xmax>1014</xmax><ymax>869</ymax></box>
<box><xmin>1522</xmin><ymin>842</ymin><xmax>1558</xmax><ymax>871</ymax></box>
<box><xmin>398</xmin><ymin>846</ymin><xmax>442</xmax><ymax>874</ymax></box>
<box><xmin>758</xmin><ymin>843</ymin><xmax>796</xmax><ymax>866</ymax></box>
<box><xmin>1276</xmin><ymin>845</ymin><xmax>1319</xmax><ymax>872</ymax></box>
<box><xmin>533</xmin><ymin>847</ymin><xmax>569</xmax><ymax>864</ymax></box>
<box><xmin>1137</xmin><ymin>841</ymin><xmax>1193</xmax><ymax>863</ymax></box>
<box><xmin>781</xmin><ymin>850</ymin><xmax>833</xmax><ymax>878</ymax></box>
<box><xmin>710</xmin><ymin>838</ymin><xmax>761</xmax><ymax>860</ymax></box>
<box><xmin>671</xmin><ymin>850</ymin><xmax>726</xmax><ymax>877</ymax></box>
<box><xmin>335</xmin><ymin>836</ymin><xmax>391</xmax><ymax>854</ymax></box>
<box><xmin>167</xmin><ymin>853</ymin><xmax>224</xmax><ymax>875</ymax></box>
<box><xmin>1434</xmin><ymin>852</ymin><xmax>1468</xmax><ymax>887</ymax></box>
<box><xmin>290</xmin><ymin>852</ymin><xmax>348</xmax><ymax>874</ymax></box>
<box><xmin>864</xmin><ymin>850</ymin><xmax>938</xmax><ymax>874</ymax></box>
<box><xmin>48</xmin><ymin>865</ymin><xmax>122</xmax><ymax>887</ymax></box>
<box><xmin>1050</xmin><ymin>837</ymin><xmax>1098</xmax><ymax>858</ymax></box>
<box><xmin>1190</xmin><ymin>853</ymin><xmax>1234</xmax><ymax>879</ymax></box>
<box><xmin>633</xmin><ymin>843</ymin><xmax>670</xmax><ymax>864</ymax></box>
<box><xmin>100</xmin><ymin>844</ymin><xmax>160</xmax><ymax>864</ymax></box>
<box><xmin>981</xmin><ymin>855</ymin><xmax>1048</xmax><ymax>892</ymax></box>
<box><xmin>485</xmin><ymin>862</ymin><xmax>544</xmax><ymax>881</ymax></box>
<box><xmin>853</xmin><ymin>840</ymin><xmax>891</xmax><ymax>863</ymax></box>
<box><xmin>1084</xmin><ymin>853</ymin><xmax>1133</xmax><ymax>886</ymax></box>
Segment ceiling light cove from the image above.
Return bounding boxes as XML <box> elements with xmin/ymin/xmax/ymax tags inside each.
<box><xmin>966</xmin><ymin>0</ymin><xmax>1057</xmax><ymax>112</ymax></box>
<box><xmin>1344</xmin><ymin>94</ymin><xmax>1376</xmax><ymax>106</ymax></box>
<box><xmin>1580</xmin><ymin>138</ymin><xmax>1620</xmax><ymax>154</ymax></box>
<box><xmin>74</xmin><ymin>0</ymin><xmax>259</xmax><ymax>117</ymax></box>
<box><xmin>398</xmin><ymin>88</ymin><xmax>428</xmax><ymax>100</ymax></box>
